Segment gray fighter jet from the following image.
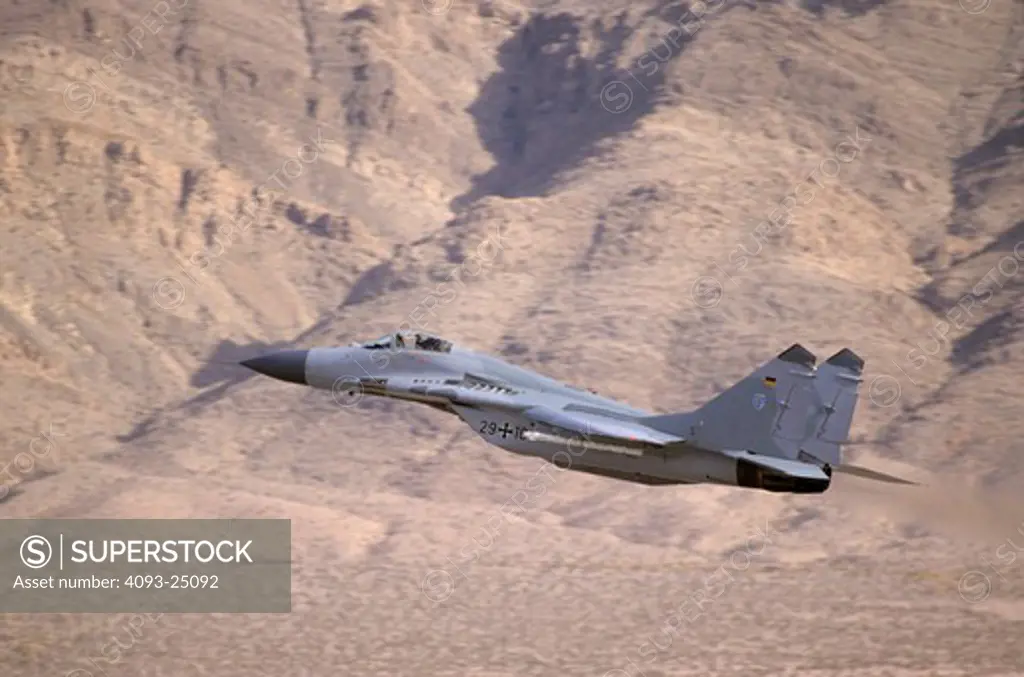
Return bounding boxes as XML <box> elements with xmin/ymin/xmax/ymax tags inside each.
<box><xmin>241</xmin><ymin>333</ymin><xmax>915</xmax><ymax>494</ymax></box>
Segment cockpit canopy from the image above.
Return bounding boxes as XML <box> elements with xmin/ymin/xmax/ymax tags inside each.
<box><xmin>357</xmin><ymin>331</ymin><xmax>453</xmax><ymax>353</ymax></box>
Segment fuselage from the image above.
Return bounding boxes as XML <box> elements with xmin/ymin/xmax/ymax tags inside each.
<box><xmin>301</xmin><ymin>344</ymin><xmax>758</xmax><ymax>488</ymax></box>
<box><xmin>239</xmin><ymin>338</ymin><xmax>834</xmax><ymax>493</ymax></box>
<box><xmin>307</xmin><ymin>345</ymin><xmax>650</xmax><ymax>416</ymax></box>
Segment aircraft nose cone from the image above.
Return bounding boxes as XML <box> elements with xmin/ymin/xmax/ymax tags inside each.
<box><xmin>240</xmin><ymin>350</ymin><xmax>309</xmax><ymax>385</ymax></box>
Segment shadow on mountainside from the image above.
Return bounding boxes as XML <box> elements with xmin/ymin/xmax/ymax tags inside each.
<box><xmin>117</xmin><ymin>316</ymin><xmax>340</xmax><ymax>444</ymax></box>
<box><xmin>799</xmin><ymin>0</ymin><xmax>889</xmax><ymax>17</ymax></box>
<box><xmin>452</xmin><ymin>1</ymin><xmax>751</xmax><ymax>210</ymax></box>
<box><xmin>913</xmin><ymin>74</ymin><xmax>1024</xmax><ymax>370</ymax></box>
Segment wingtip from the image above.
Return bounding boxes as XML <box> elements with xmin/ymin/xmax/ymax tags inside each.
<box><xmin>825</xmin><ymin>348</ymin><xmax>865</xmax><ymax>374</ymax></box>
<box><xmin>778</xmin><ymin>343</ymin><xmax>817</xmax><ymax>368</ymax></box>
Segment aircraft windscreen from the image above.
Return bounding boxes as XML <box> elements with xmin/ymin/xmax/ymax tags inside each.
<box><xmin>414</xmin><ymin>334</ymin><xmax>453</xmax><ymax>353</ymax></box>
<box><xmin>358</xmin><ymin>332</ymin><xmax>453</xmax><ymax>353</ymax></box>
<box><xmin>361</xmin><ymin>335</ymin><xmax>393</xmax><ymax>349</ymax></box>
<box><xmin>391</xmin><ymin>331</ymin><xmax>453</xmax><ymax>353</ymax></box>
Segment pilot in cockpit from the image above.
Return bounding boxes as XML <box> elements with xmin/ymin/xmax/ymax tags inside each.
<box><xmin>416</xmin><ymin>334</ymin><xmax>440</xmax><ymax>351</ymax></box>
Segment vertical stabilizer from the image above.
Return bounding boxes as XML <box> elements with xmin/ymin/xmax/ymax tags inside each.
<box><xmin>643</xmin><ymin>344</ymin><xmax>818</xmax><ymax>458</ymax></box>
<box><xmin>796</xmin><ymin>348</ymin><xmax>864</xmax><ymax>467</ymax></box>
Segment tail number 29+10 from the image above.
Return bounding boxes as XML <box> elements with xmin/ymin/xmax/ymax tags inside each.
<box><xmin>478</xmin><ymin>419</ymin><xmax>533</xmax><ymax>440</ymax></box>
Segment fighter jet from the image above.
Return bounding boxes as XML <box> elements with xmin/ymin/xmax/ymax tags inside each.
<box><xmin>240</xmin><ymin>332</ymin><xmax>915</xmax><ymax>494</ymax></box>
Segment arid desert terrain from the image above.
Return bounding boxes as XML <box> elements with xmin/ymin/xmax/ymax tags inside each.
<box><xmin>1</xmin><ymin>0</ymin><xmax>1023</xmax><ymax>675</ymax></box>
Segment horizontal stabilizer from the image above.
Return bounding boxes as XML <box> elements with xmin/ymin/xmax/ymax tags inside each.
<box><xmin>719</xmin><ymin>449</ymin><xmax>831</xmax><ymax>481</ymax></box>
<box><xmin>834</xmin><ymin>463</ymin><xmax>919</xmax><ymax>486</ymax></box>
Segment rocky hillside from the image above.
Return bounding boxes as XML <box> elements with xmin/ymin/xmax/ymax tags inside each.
<box><xmin>2</xmin><ymin>1</ymin><xmax>1023</xmax><ymax>674</ymax></box>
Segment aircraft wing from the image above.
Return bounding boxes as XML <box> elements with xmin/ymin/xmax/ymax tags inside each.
<box><xmin>521</xmin><ymin>405</ymin><xmax>686</xmax><ymax>449</ymax></box>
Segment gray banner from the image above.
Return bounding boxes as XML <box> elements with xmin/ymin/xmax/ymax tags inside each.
<box><xmin>0</xmin><ymin>519</ymin><xmax>291</xmax><ymax>613</ymax></box>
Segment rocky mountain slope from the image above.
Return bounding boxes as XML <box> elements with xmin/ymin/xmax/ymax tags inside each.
<box><xmin>2</xmin><ymin>1</ymin><xmax>1023</xmax><ymax>675</ymax></box>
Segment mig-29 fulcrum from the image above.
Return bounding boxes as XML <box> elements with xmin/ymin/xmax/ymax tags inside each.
<box><xmin>241</xmin><ymin>333</ymin><xmax>915</xmax><ymax>494</ymax></box>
